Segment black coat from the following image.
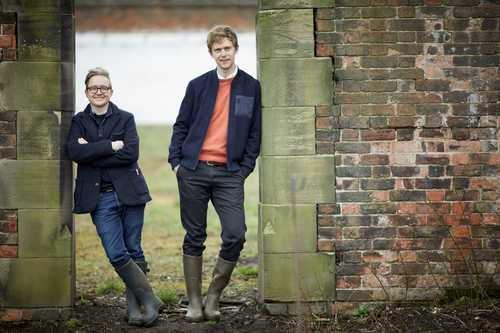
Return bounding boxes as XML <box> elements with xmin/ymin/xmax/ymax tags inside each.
<box><xmin>66</xmin><ymin>102</ymin><xmax>151</xmax><ymax>213</ymax></box>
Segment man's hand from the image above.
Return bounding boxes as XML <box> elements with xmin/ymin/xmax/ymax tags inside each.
<box><xmin>111</xmin><ymin>140</ymin><xmax>124</xmax><ymax>151</ymax></box>
<box><xmin>78</xmin><ymin>138</ymin><xmax>88</xmax><ymax>144</ymax></box>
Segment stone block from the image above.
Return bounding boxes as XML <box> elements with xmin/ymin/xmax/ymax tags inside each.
<box><xmin>0</xmin><ymin>62</ymin><xmax>72</xmax><ymax>111</ymax></box>
<box><xmin>18</xmin><ymin>13</ymin><xmax>74</xmax><ymax>62</ymax></box>
<box><xmin>17</xmin><ymin>111</ymin><xmax>72</xmax><ymax>160</ymax></box>
<box><xmin>257</xmin><ymin>9</ymin><xmax>314</xmax><ymax>59</ymax></box>
<box><xmin>259</xmin><ymin>58</ymin><xmax>333</xmax><ymax>107</ymax></box>
<box><xmin>0</xmin><ymin>258</ymin><xmax>71</xmax><ymax>307</ymax></box>
<box><xmin>18</xmin><ymin>209</ymin><xmax>72</xmax><ymax>258</ymax></box>
<box><xmin>0</xmin><ymin>160</ymin><xmax>72</xmax><ymax>209</ymax></box>
<box><xmin>262</xmin><ymin>107</ymin><xmax>315</xmax><ymax>156</ymax></box>
<box><xmin>260</xmin><ymin>0</ymin><xmax>334</xmax><ymax>9</ymax></box>
<box><xmin>0</xmin><ymin>0</ymin><xmax>73</xmax><ymax>13</ymax></box>
<box><xmin>259</xmin><ymin>204</ymin><xmax>317</xmax><ymax>253</ymax></box>
<box><xmin>260</xmin><ymin>155</ymin><xmax>335</xmax><ymax>204</ymax></box>
<box><xmin>259</xmin><ymin>252</ymin><xmax>335</xmax><ymax>302</ymax></box>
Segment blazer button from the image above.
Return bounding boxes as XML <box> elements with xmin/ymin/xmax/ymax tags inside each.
<box><xmin>95</xmin><ymin>183</ymin><xmax>99</xmax><ymax>186</ymax></box>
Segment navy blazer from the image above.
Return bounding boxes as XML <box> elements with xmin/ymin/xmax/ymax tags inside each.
<box><xmin>66</xmin><ymin>102</ymin><xmax>151</xmax><ymax>213</ymax></box>
<box><xmin>168</xmin><ymin>68</ymin><xmax>261</xmax><ymax>178</ymax></box>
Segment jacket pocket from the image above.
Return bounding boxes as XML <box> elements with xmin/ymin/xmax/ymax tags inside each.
<box><xmin>130</xmin><ymin>168</ymin><xmax>149</xmax><ymax>194</ymax></box>
<box><xmin>235</xmin><ymin>95</ymin><xmax>254</xmax><ymax>118</ymax></box>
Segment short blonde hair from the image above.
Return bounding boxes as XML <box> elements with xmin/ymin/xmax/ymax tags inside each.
<box><xmin>206</xmin><ymin>25</ymin><xmax>239</xmax><ymax>52</ymax></box>
<box><xmin>85</xmin><ymin>67</ymin><xmax>112</xmax><ymax>88</ymax></box>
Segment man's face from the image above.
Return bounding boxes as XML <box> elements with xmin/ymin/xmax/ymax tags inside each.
<box><xmin>210</xmin><ymin>37</ymin><xmax>237</xmax><ymax>71</ymax></box>
<box><xmin>85</xmin><ymin>75</ymin><xmax>113</xmax><ymax>108</ymax></box>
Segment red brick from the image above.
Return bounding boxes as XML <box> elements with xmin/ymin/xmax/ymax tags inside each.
<box><xmin>0</xmin><ymin>35</ymin><xmax>14</xmax><ymax>48</ymax></box>
<box><xmin>372</xmin><ymin>191</ymin><xmax>390</xmax><ymax>202</ymax></box>
<box><xmin>442</xmin><ymin>238</ymin><xmax>481</xmax><ymax>249</ymax></box>
<box><xmin>331</xmin><ymin>302</ymin><xmax>357</xmax><ymax>315</ymax></box>
<box><xmin>318</xmin><ymin>239</ymin><xmax>335</xmax><ymax>251</ymax></box>
<box><xmin>317</xmin><ymin>203</ymin><xmax>339</xmax><ymax>215</ymax></box>
<box><xmin>1</xmin><ymin>24</ymin><xmax>16</xmax><ymax>35</ymax></box>
<box><xmin>316</xmin><ymin>43</ymin><xmax>334</xmax><ymax>57</ymax></box>
<box><xmin>450</xmin><ymin>153</ymin><xmax>469</xmax><ymax>165</ymax></box>
<box><xmin>399</xmin><ymin>250</ymin><xmax>417</xmax><ymax>262</ymax></box>
<box><xmin>416</xmin><ymin>203</ymin><xmax>449</xmax><ymax>215</ymax></box>
<box><xmin>450</xmin><ymin>202</ymin><xmax>466</xmax><ymax>215</ymax></box>
<box><xmin>362</xmin><ymin>251</ymin><xmax>383</xmax><ymax>263</ymax></box>
<box><xmin>336</xmin><ymin>276</ymin><xmax>361</xmax><ymax>289</ymax></box>
<box><xmin>318</xmin><ymin>215</ymin><xmax>335</xmax><ymax>226</ymax></box>
<box><xmin>483</xmin><ymin>213</ymin><xmax>500</xmax><ymax>225</ymax></box>
<box><xmin>426</xmin><ymin>191</ymin><xmax>444</xmax><ymax>202</ymax></box>
<box><xmin>397</xmin><ymin>203</ymin><xmax>417</xmax><ymax>214</ymax></box>
<box><xmin>342</xmin><ymin>204</ymin><xmax>361</xmax><ymax>215</ymax></box>
<box><xmin>470</xmin><ymin>178</ymin><xmax>499</xmax><ymax>190</ymax></box>
<box><xmin>444</xmin><ymin>215</ymin><xmax>467</xmax><ymax>225</ymax></box>
<box><xmin>361</xmin><ymin>129</ymin><xmax>396</xmax><ymax>141</ymax></box>
<box><xmin>0</xmin><ymin>309</ymin><xmax>31</xmax><ymax>321</ymax></box>
<box><xmin>362</xmin><ymin>274</ymin><xmax>385</xmax><ymax>288</ymax></box>
<box><xmin>450</xmin><ymin>225</ymin><xmax>470</xmax><ymax>238</ymax></box>
<box><xmin>0</xmin><ymin>245</ymin><xmax>17</xmax><ymax>257</ymax></box>
<box><xmin>316</xmin><ymin>116</ymin><xmax>334</xmax><ymax>129</ymax></box>
<box><xmin>3</xmin><ymin>48</ymin><xmax>16</xmax><ymax>61</ymax></box>
<box><xmin>316</xmin><ymin>19</ymin><xmax>334</xmax><ymax>32</ymax></box>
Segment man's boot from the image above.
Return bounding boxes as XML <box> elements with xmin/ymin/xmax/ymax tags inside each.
<box><xmin>183</xmin><ymin>255</ymin><xmax>204</xmax><ymax>322</ymax></box>
<box><xmin>203</xmin><ymin>257</ymin><xmax>237</xmax><ymax>321</ymax></box>
<box><xmin>125</xmin><ymin>261</ymin><xmax>150</xmax><ymax>326</ymax></box>
<box><xmin>116</xmin><ymin>259</ymin><xmax>163</xmax><ymax>327</ymax></box>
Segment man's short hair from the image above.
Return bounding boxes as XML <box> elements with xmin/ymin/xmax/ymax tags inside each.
<box><xmin>85</xmin><ymin>67</ymin><xmax>112</xmax><ymax>88</ymax></box>
<box><xmin>207</xmin><ymin>25</ymin><xmax>239</xmax><ymax>52</ymax></box>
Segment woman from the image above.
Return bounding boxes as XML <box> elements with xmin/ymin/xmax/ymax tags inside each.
<box><xmin>66</xmin><ymin>67</ymin><xmax>162</xmax><ymax>327</ymax></box>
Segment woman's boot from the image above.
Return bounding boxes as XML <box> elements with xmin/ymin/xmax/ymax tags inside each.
<box><xmin>125</xmin><ymin>261</ymin><xmax>149</xmax><ymax>326</ymax></box>
<box><xmin>116</xmin><ymin>259</ymin><xmax>163</xmax><ymax>327</ymax></box>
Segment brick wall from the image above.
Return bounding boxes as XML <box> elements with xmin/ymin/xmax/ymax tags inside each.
<box><xmin>0</xmin><ymin>14</ymin><xmax>17</xmax><ymax>260</ymax></box>
<box><xmin>0</xmin><ymin>13</ymin><xmax>16</xmax><ymax>61</ymax></box>
<box><xmin>0</xmin><ymin>210</ymin><xmax>17</xmax><ymax>258</ymax></box>
<box><xmin>315</xmin><ymin>0</ymin><xmax>500</xmax><ymax>309</ymax></box>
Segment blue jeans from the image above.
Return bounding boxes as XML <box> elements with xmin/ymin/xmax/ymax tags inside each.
<box><xmin>90</xmin><ymin>191</ymin><xmax>146</xmax><ymax>269</ymax></box>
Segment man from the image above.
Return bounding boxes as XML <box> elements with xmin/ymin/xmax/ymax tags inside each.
<box><xmin>168</xmin><ymin>25</ymin><xmax>261</xmax><ymax>322</ymax></box>
<box><xmin>66</xmin><ymin>68</ymin><xmax>163</xmax><ymax>327</ymax></box>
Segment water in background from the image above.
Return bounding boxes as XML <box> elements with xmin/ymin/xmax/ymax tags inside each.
<box><xmin>76</xmin><ymin>31</ymin><xmax>257</xmax><ymax>124</ymax></box>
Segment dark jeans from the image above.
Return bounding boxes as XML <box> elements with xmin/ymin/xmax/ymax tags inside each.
<box><xmin>177</xmin><ymin>163</ymin><xmax>246</xmax><ymax>262</ymax></box>
<box><xmin>90</xmin><ymin>191</ymin><xmax>146</xmax><ymax>269</ymax></box>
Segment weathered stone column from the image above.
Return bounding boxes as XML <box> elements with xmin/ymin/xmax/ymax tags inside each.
<box><xmin>0</xmin><ymin>0</ymin><xmax>74</xmax><ymax>320</ymax></box>
<box><xmin>257</xmin><ymin>0</ymin><xmax>335</xmax><ymax>314</ymax></box>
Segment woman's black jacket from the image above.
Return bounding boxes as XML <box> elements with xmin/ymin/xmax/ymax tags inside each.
<box><xmin>65</xmin><ymin>102</ymin><xmax>151</xmax><ymax>213</ymax></box>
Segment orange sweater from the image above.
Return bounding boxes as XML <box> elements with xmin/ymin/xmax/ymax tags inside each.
<box><xmin>198</xmin><ymin>78</ymin><xmax>233</xmax><ymax>163</ymax></box>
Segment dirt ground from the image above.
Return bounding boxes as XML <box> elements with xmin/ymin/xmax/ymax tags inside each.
<box><xmin>1</xmin><ymin>294</ymin><xmax>499</xmax><ymax>333</ymax></box>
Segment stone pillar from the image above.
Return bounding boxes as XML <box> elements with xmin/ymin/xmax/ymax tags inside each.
<box><xmin>257</xmin><ymin>0</ymin><xmax>335</xmax><ymax>315</ymax></box>
<box><xmin>0</xmin><ymin>0</ymin><xmax>74</xmax><ymax>320</ymax></box>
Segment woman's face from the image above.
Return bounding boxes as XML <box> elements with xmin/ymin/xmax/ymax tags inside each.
<box><xmin>85</xmin><ymin>75</ymin><xmax>113</xmax><ymax>108</ymax></box>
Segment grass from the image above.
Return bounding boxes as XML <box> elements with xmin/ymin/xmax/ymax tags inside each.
<box><xmin>157</xmin><ymin>288</ymin><xmax>179</xmax><ymax>306</ymax></box>
<box><xmin>75</xmin><ymin>125</ymin><xmax>259</xmax><ymax>299</ymax></box>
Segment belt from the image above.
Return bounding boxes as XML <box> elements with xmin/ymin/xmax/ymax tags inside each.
<box><xmin>101</xmin><ymin>187</ymin><xmax>114</xmax><ymax>193</ymax></box>
<box><xmin>199</xmin><ymin>160</ymin><xmax>227</xmax><ymax>167</ymax></box>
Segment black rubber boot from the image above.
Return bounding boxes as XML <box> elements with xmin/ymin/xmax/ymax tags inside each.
<box><xmin>125</xmin><ymin>261</ymin><xmax>149</xmax><ymax>326</ymax></box>
<box><xmin>116</xmin><ymin>259</ymin><xmax>163</xmax><ymax>327</ymax></box>
<box><xmin>203</xmin><ymin>257</ymin><xmax>236</xmax><ymax>321</ymax></box>
<box><xmin>183</xmin><ymin>255</ymin><xmax>204</xmax><ymax>322</ymax></box>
